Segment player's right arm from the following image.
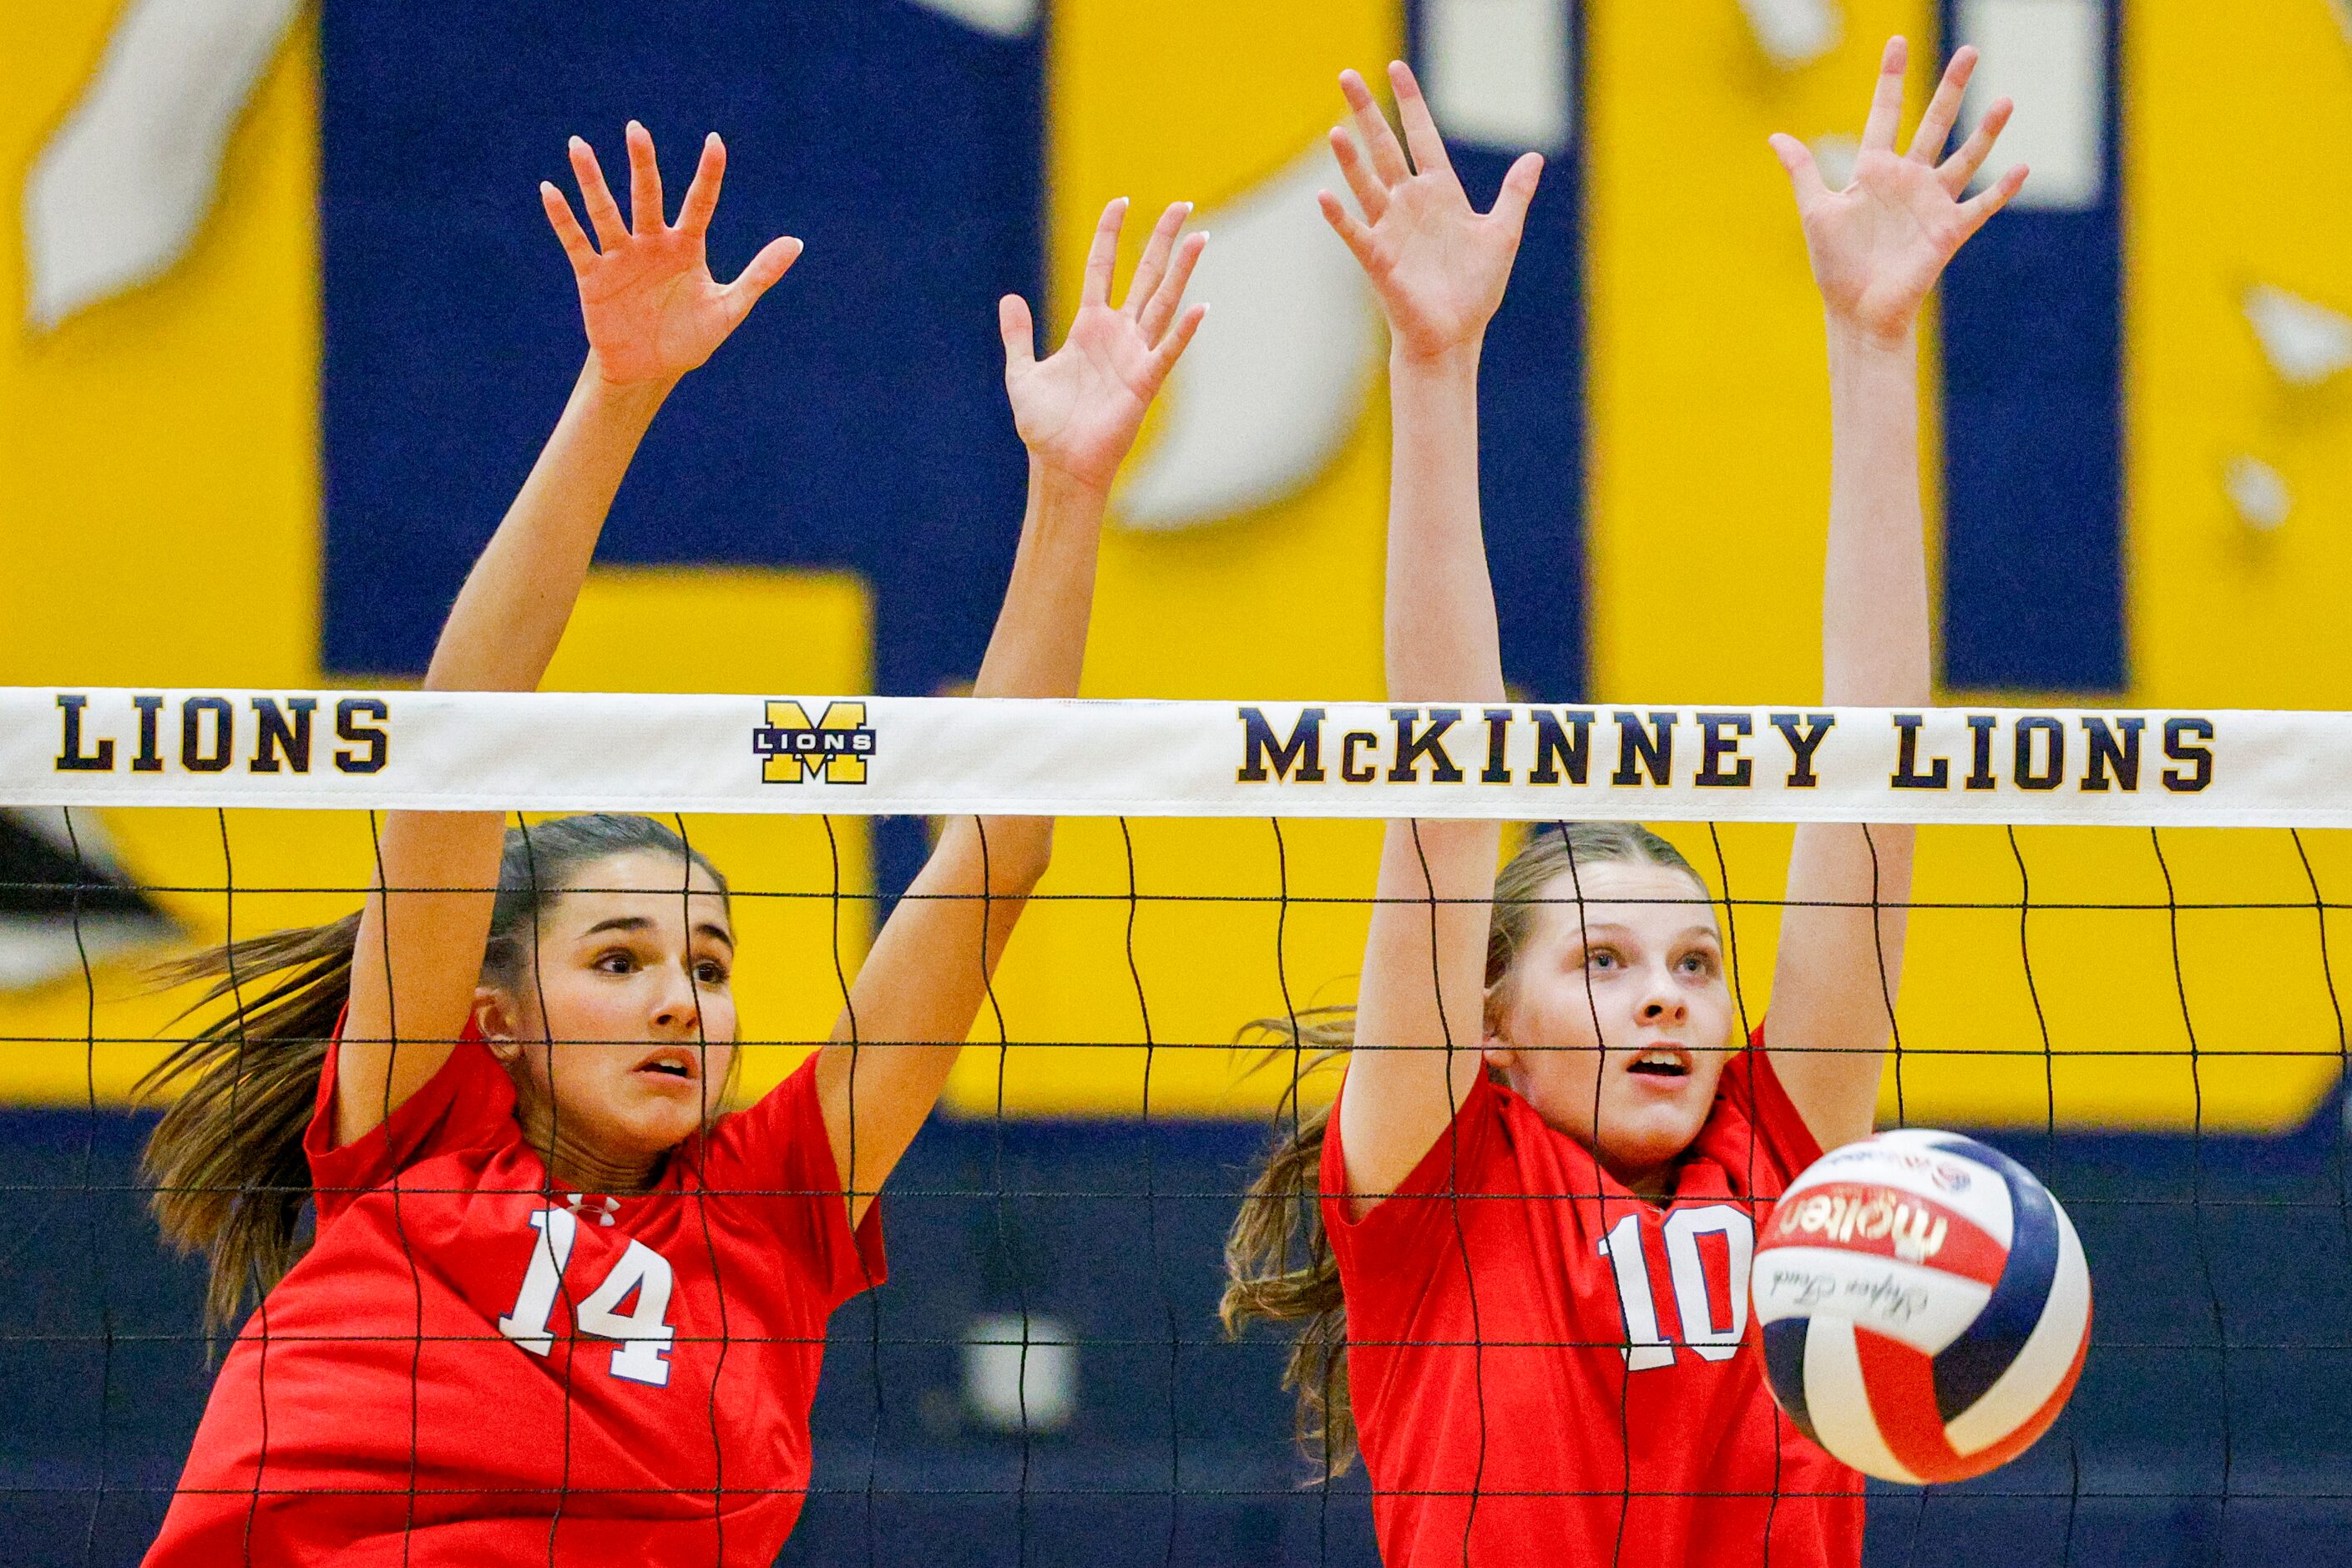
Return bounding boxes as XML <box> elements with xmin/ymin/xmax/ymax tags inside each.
<box><xmin>1763</xmin><ymin>42</ymin><xmax>2024</xmax><ymax>1151</ymax></box>
<box><xmin>812</xmin><ymin>199</ymin><xmax>1208</xmax><ymax>1226</ymax></box>
<box><xmin>336</xmin><ymin>125</ymin><xmax>799</xmax><ymax>1147</ymax></box>
<box><xmin>1324</xmin><ymin>64</ymin><xmax>1542</xmax><ymax>1211</ymax></box>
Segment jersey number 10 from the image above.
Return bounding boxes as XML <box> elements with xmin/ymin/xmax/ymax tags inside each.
<box><xmin>497</xmin><ymin>1206</ymin><xmax>678</xmax><ymax>1386</ymax></box>
<box><xmin>1596</xmin><ymin>1205</ymin><xmax>1755</xmax><ymax>1372</ymax></box>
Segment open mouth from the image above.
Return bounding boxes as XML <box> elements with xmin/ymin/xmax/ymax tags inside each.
<box><xmin>633</xmin><ymin>1049</ymin><xmax>698</xmax><ymax>1082</ymax></box>
<box><xmin>1625</xmin><ymin>1047</ymin><xmax>1691</xmax><ymax>1079</ymax></box>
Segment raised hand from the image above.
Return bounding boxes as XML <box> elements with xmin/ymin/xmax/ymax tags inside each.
<box><xmin>542</xmin><ymin>123</ymin><xmax>802</xmax><ymax>386</ymax></box>
<box><xmin>1322</xmin><ymin>63</ymin><xmax>1543</xmax><ymax>364</ymax></box>
<box><xmin>999</xmin><ymin>199</ymin><xmax>1209</xmax><ymax>496</ymax></box>
<box><xmin>1770</xmin><ymin>38</ymin><xmax>2027</xmax><ymax>346</ymax></box>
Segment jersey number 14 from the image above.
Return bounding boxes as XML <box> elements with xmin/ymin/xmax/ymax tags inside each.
<box><xmin>497</xmin><ymin>1206</ymin><xmax>678</xmax><ymax>1386</ymax></box>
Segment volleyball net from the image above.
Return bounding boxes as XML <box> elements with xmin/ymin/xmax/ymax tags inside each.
<box><xmin>5</xmin><ymin>686</ymin><xmax>2350</xmax><ymax>1565</ymax></box>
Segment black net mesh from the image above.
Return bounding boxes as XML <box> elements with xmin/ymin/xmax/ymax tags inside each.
<box><xmin>3</xmin><ymin>805</ymin><xmax>2349</xmax><ymax>1565</ymax></box>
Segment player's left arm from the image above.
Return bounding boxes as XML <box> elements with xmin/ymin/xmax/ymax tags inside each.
<box><xmin>336</xmin><ymin>126</ymin><xmax>797</xmax><ymax>1147</ymax></box>
<box><xmin>812</xmin><ymin>199</ymin><xmax>1208</xmax><ymax>1224</ymax></box>
<box><xmin>1763</xmin><ymin>38</ymin><xmax>2026</xmax><ymax>1150</ymax></box>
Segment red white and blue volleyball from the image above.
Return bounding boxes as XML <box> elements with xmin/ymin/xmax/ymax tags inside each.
<box><xmin>1751</xmin><ymin>1129</ymin><xmax>2092</xmax><ymax>1485</ymax></box>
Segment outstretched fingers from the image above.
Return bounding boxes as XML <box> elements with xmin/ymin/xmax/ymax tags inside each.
<box><xmin>675</xmin><ymin>133</ymin><xmax>727</xmax><ymax>239</ymax></box>
<box><xmin>1139</xmin><ymin>230</ymin><xmax>1207</xmax><ymax>343</ymax></box>
<box><xmin>720</xmin><ymin>234</ymin><xmax>802</xmax><ymax>322</ymax></box>
<box><xmin>1940</xmin><ymin>97</ymin><xmax>2014</xmax><ymax>195</ymax></box>
<box><xmin>1122</xmin><ymin>201</ymin><xmax>1191</xmax><ymax>320</ymax></box>
<box><xmin>568</xmin><ymin>136</ymin><xmax>629</xmax><ymax>250</ymax></box>
<box><xmin>1318</xmin><ymin>188</ymin><xmax>1379</xmax><ymax>274</ymax></box>
<box><xmin>1768</xmin><ymin>133</ymin><xmax>1833</xmax><ymax>210</ymax></box>
<box><xmin>1145</xmin><ymin>301</ymin><xmax>1209</xmax><ymax>385</ymax></box>
<box><xmin>1907</xmin><ymin>44</ymin><xmax>1977</xmax><ymax>164</ymax></box>
<box><xmin>1082</xmin><ymin>197</ymin><xmax>1129</xmax><ymax>310</ymax></box>
<box><xmin>1488</xmin><ymin>150</ymin><xmax>1544</xmax><ymax>243</ymax></box>
<box><xmin>1388</xmin><ymin>62</ymin><xmax>1457</xmax><ymax>185</ymax></box>
<box><xmin>1329</xmin><ymin>126</ymin><xmax>1390</xmax><ymax>225</ymax></box>
<box><xmin>1859</xmin><ymin>35</ymin><xmax>1910</xmax><ymax>154</ymax></box>
<box><xmin>999</xmin><ymin>293</ymin><xmax>1037</xmax><ymax>372</ymax></box>
<box><xmin>1338</xmin><ymin>69</ymin><xmax>1411</xmax><ymax>186</ymax></box>
<box><xmin>625</xmin><ymin>120</ymin><xmax>665</xmax><ymax>234</ymax></box>
<box><xmin>540</xmin><ymin>182</ymin><xmax>596</xmax><ymax>275</ymax></box>
<box><xmin>1957</xmin><ymin>162</ymin><xmax>2030</xmax><ymax>239</ymax></box>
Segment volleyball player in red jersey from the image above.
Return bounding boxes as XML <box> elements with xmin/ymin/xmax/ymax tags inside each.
<box><xmin>139</xmin><ymin>125</ymin><xmax>1206</xmax><ymax>1566</ymax></box>
<box><xmin>1224</xmin><ymin>42</ymin><xmax>2025</xmax><ymax>1565</ymax></box>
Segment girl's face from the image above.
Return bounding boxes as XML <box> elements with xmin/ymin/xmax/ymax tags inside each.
<box><xmin>476</xmin><ymin>850</ymin><xmax>738</xmax><ymax>1171</ymax></box>
<box><xmin>1482</xmin><ymin>859</ymin><xmax>1736</xmax><ymax>1196</ymax></box>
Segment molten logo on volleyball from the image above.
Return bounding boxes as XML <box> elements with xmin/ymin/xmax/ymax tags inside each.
<box><xmin>1751</xmin><ymin>1130</ymin><xmax>2092</xmax><ymax>1485</ymax></box>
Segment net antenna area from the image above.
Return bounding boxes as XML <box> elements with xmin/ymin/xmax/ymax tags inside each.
<box><xmin>8</xmin><ymin>685</ymin><xmax>2347</xmax><ymax>1565</ymax></box>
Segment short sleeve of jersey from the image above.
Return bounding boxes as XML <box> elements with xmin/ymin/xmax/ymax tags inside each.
<box><xmin>1712</xmin><ymin>1021</ymin><xmax>1829</xmax><ymax>1186</ymax></box>
<box><xmin>305</xmin><ymin>1014</ymin><xmax>518</xmax><ymax>1227</ymax></box>
<box><xmin>1321</xmin><ymin>1070</ymin><xmax>1510</xmax><ymax>1292</ymax></box>
<box><xmin>697</xmin><ymin>1055</ymin><xmax>888</xmax><ymax>1310</ymax></box>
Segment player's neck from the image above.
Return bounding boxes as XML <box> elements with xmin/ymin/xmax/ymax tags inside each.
<box><xmin>519</xmin><ymin>1106</ymin><xmax>666</xmax><ymax>1194</ymax></box>
<box><xmin>1603</xmin><ymin>1150</ymin><xmax>1681</xmax><ymax>1203</ymax></box>
<box><xmin>543</xmin><ymin>1141</ymin><xmax>665</xmax><ymax>1196</ymax></box>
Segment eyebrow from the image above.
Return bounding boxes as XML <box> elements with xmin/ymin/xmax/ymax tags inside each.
<box><xmin>579</xmin><ymin>914</ymin><xmax>735</xmax><ymax>949</ymax></box>
<box><xmin>1573</xmin><ymin>922</ymin><xmax>1721</xmax><ymax>942</ymax></box>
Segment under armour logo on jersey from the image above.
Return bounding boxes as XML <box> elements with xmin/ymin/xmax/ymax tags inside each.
<box><xmin>564</xmin><ymin>1193</ymin><xmax>620</xmax><ymax>1227</ymax></box>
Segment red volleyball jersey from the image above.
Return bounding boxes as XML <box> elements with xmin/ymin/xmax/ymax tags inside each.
<box><xmin>1322</xmin><ymin>1029</ymin><xmax>1865</xmax><ymax>1568</ymax></box>
<box><xmin>145</xmin><ymin>1027</ymin><xmax>883</xmax><ymax>1568</ymax></box>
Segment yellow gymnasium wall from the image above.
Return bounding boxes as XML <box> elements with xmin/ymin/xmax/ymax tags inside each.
<box><xmin>1</xmin><ymin>5</ymin><xmax>874</xmax><ymax>1106</ymax></box>
<box><xmin>1588</xmin><ymin>0</ymin><xmax>2352</xmax><ymax>1133</ymax></box>
<box><xmin>8</xmin><ymin>1</ymin><xmax>2352</xmax><ymax>1132</ymax></box>
<box><xmin>959</xmin><ymin>0</ymin><xmax>1399</xmax><ymax>1117</ymax></box>
<box><xmin>4</xmin><ymin>3</ymin><xmax>323</xmax><ymax>1103</ymax></box>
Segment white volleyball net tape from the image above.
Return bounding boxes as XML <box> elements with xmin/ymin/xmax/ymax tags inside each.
<box><xmin>4</xmin><ymin>687</ymin><xmax>2346</xmax><ymax>1565</ymax></box>
<box><xmin>0</xmin><ymin>687</ymin><xmax>2277</xmax><ymax>822</ymax></box>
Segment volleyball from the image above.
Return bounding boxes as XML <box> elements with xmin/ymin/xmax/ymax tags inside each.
<box><xmin>1752</xmin><ymin>1129</ymin><xmax>2092</xmax><ymax>1485</ymax></box>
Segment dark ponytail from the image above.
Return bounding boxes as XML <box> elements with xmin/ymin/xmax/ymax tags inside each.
<box><xmin>1220</xmin><ymin>822</ymin><xmax>1704</xmax><ymax>1475</ymax></box>
<box><xmin>138</xmin><ymin>813</ymin><xmax>727</xmax><ymax>1335</ymax></box>
<box><xmin>1218</xmin><ymin>1009</ymin><xmax>1355</xmax><ymax>1473</ymax></box>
